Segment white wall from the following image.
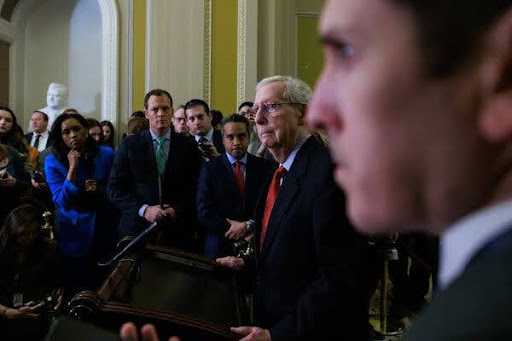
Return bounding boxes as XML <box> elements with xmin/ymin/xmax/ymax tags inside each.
<box><xmin>69</xmin><ymin>0</ymin><xmax>102</xmax><ymax>117</ymax></box>
<box><xmin>23</xmin><ymin>0</ymin><xmax>102</xmax><ymax>126</ymax></box>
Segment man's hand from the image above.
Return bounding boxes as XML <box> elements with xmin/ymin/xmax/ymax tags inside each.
<box><xmin>216</xmin><ymin>256</ymin><xmax>245</xmax><ymax>270</ymax></box>
<box><xmin>225</xmin><ymin>219</ymin><xmax>249</xmax><ymax>240</ymax></box>
<box><xmin>205</xmin><ymin>144</ymin><xmax>220</xmax><ymax>158</ymax></box>
<box><xmin>143</xmin><ymin>205</ymin><xmax>168</xmax><ymax>223</ymax></box>
<box><xmin>67</xmin><ymin>149</ymin><xmax>81</xmax><ymax>170</ymax></box>
<box><xmin>5</xmin><ymin>302</ymin><xmax>41</xmax><ymax>319</ymax></box>
<box><xmin>162</xmin><ymin>205</ymin><xmax>177</xmax><ymax>221</ymax></box>
<box><xmin>231</xmin><ymin>326</ymin><xmax>271</xmax><ymax>341</ymax></box>
<box><xmin>120</xmin><ymin>322</ymin><xmax>180</xmax><ymax>341</ymax></box>
<box><xmin>84</xmin><ymin>179</ymin><xmax>98</xmax><ymax>192</ymax></box>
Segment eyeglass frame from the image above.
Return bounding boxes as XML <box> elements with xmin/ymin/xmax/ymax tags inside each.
<box><xmin>249</xmin><ymin>102</ymin><xmax>305</xmax><ymax>117</ymax></box>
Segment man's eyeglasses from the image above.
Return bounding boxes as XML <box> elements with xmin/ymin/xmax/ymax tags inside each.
<box><xmin>249</xmin><ymin>102</ymin><xmax>304</xmax><ymax>117</ymax></box>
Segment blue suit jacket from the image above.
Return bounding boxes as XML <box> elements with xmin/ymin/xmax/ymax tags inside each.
<box><xmin>252</xmin><ymin>136</ymin><xmax>369</xmax><ymax>340</ymax></box>
<box><xmin>45</xmin><ymin>146</ymin><xmax>114</xmax><ymax>258</ymax></box>
<box><xmin>197</xmin><ymin>153</ymin><xmax>276</xmax><ymax>258</ymax></box>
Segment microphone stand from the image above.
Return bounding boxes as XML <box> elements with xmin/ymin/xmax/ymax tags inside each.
<box><xmin>98</xmin><ymin>214</ymin><xmax>171</xmax><ymax>267</ymax></box>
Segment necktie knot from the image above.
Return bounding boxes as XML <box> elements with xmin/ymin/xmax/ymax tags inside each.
<box><xmin>274</xmin><ymin>166</ymin><xmax>287</xmax><ymax>180</ymax></box>
<box><xmin>156</xmin><ymin>136</ymin><xmax>165</xmax><ymax>145</ymax></box>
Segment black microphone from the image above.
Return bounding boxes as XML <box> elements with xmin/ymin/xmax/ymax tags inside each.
<box><xmin>98</xmin><ymin>213</ymin><xmax>171</xmax><ymax>267</ymax></box>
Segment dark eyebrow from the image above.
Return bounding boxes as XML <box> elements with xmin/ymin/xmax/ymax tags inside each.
<box><xmin>319</xmin><ymin>34</ymin><xmax>343</xmax><ymax>48</ymax></box>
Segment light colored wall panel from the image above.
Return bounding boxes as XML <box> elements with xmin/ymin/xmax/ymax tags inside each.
<box><xmin>297</xmin><ymin>15</ymin><xmax>322</xmax><ymax>88</ymax></box>
<box><xmin>146</xmin><ymin>0</ymin><xmax>205</xmax><ymax>107</ymax></box>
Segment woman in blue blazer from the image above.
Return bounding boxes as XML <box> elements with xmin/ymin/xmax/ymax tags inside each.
<box><xmin>45</xmin><ymin>112</ymin><xmax>116</xmax><ymax>295</ymax></box>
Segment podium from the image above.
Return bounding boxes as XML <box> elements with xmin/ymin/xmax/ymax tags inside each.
<box><xmin>68</xmin><ymin>245</ymin><xmax>250</xmax><ymax>340</ymax></box>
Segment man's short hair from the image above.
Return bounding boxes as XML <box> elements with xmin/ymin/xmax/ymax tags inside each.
<box><xmin>144</xmin><ymin>89</ymin><xmax>173</xmax><ymax>109</ymax></box>
<box><xmin>131</xmin><ymin>110</ymin><xmax>145</xmax><ymax>118</ymax></box>
<box><xmin>32</xmin><ymin>110</ymin><xmax>48</xmax><ymax>122</ymax></box>
<box><xmin>221</xmin><ymin>114</ymin><xmax>250</xmax><ymax>136</ymax></box>
<box><xmin>393</xmin><ymin>1</ymin><xmax>512</xmax><ymax>77</ymax></box>
<box><xmin>210</xmin><ymin>110</ymin><xmax>223</xmax><ymax>127</ymax></box>
<box><xmin>256</xmin><ymin>76</ymin><xmax>311</xmax><ymax>112</ymax></box>
<box><xmin>184</xmin><ymin>99</ymin><xmax>210</xmax><ymax>116</ymax></box>
<box><xmin>127</xmin><ymin>117</ymin><xmax>149</xmax><ymax>135</ymax></box>
<box><xmin>238</xmin><ymin>101</ymin><xmax>253</xmax><ymax>111</ymax></box>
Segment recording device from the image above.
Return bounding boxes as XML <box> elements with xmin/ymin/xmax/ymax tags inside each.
<box><xmin>0</xmin><ymin>168</ymin><xmax>7</xmax><ymax>179</ymax></box>
<box><xmin>233</xmin><ymin>239</ymin><xmax>253</xmax><ymax>261</ymax></box>
<box><xmin>30</xmin><ymin>170</ymin><xmax>45</xmax><ymax>183</ymax></box>
<box><xmin>198</xmin><ymin>139</ymin><xmax>214</xmax><ymax>157</ymax></box>
<box><xmin>35</xmin><ymin>294</ymin><xmax>58</xmax><ymax>321</ymax></box>
<box><xmin>98</xmin><ymin>213</ymin><xmax>172</xmax><ymax>267</ymax></box>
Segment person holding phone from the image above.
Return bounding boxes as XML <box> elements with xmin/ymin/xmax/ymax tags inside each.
<box><xmin>45</xmin><ymin>112</ymin><xmax>116</xmax><ymax>297</ymax></box>
<box><xmin>0</xmin><ymin>204</ymin><xmax>63</xmax><ymax>340</ymax></box>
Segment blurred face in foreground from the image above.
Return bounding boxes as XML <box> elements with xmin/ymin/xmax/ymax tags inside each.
<box><xmin>308</xmin><ymin>0</ymin><xmax>508</xmax><ymax>235</ymax></box>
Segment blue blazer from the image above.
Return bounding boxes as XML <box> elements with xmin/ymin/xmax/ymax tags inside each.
<box><xmin>45</xmin><ymin>146</ymin><xmax>114</xmax><ymax>258</ymax></box>
<box><xmin>197</xmin><ymin>153</ymin><xmax>276</xmax><ymax>258</ymax></box>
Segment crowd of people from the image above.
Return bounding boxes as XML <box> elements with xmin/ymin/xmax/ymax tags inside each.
<box><xmin>0</xmin><ymin>76</ymin><xmax>437</xmax><ymax>340</ymax></box>
<box><xmin>4</xmin><ymin>1</ymin><xmax>512</xmax><ymax>340</ymax></box>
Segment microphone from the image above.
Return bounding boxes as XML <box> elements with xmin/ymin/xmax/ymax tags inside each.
<box><xmin>98</xmin><ymin>213</ymin><xmax>171</xmax><ymax>267</ymax></box>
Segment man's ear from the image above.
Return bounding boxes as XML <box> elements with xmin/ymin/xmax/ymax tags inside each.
<box><xmin>479</xmin><ymin>7</ymin><xmax>512</xmax><ymax>143</ymax></box>
<box><xmin>298</xmin><ymin>104</ymin><xmax>307</xmax><ymax>126</ymax></box>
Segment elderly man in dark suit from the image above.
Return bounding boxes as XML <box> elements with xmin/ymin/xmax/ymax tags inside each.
<box><xmin>197</xmin><ymin>114</ymin><xmax>276</xmax><ymax>259</ymax></box>
<box><xmin>218</xmin><ymin>76</ymin><xmax>369</xmax><ymax>341</ymax></box>
<box><xmin>107</xmin><ymin>89</ymin><xmax>200</xmax><ymax>251</ymax></box>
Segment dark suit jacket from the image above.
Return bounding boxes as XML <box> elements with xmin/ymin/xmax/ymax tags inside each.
<box><xmin>24</xmin><ymin>131</ymin><xmax>53</xmax><ymax>149</ymax></box>
<box><xmin>197</xmin><ymin>153</ymin><xmax>276</xmax><ymax>258</ymax></box>
<box><xmin>212</xmin><ymin>129</ymin><xmax>225</xmax><ymax>154</ymax></box>
<box><xmin>252</xmin><ymin>136</ymin><xmax>369</xmax><ymax>341</ymax></box>
<box><xmin>403</xmin><ymin>227</ymin><xmax>512</xmax><ymax>341</ymax></box>
<box><xmin>107</xmin><ymin>130</ymin><xmax>201</xmax><ymax>251</ymax></box>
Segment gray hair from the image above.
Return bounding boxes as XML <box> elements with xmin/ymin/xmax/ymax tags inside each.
<box><xmin>255</xmin><ymin>76</ymin><xmax>312</xmax><ymax>105</ymax></box>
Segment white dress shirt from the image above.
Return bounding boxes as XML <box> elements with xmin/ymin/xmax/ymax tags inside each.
<box><xmin>30</xmin><ymin>130</ymin><xmax>50</xmax><ymax>152</ymax></box>
<box><xmin>439</xmin><ymin>199</ymin><xmax>512</xmax><ymax>290</ymax></box>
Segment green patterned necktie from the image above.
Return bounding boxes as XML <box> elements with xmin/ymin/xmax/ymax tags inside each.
<box><xmin>155</xmin><ymin>136</ymin><xmax>166</xmax><ymax>175</ymax></box>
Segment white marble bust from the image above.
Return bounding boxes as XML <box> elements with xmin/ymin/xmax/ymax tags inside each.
<box><xmin>39</xmin><ymin>82</ymin><xmax>68</xmax><ymax>129</ymax></box>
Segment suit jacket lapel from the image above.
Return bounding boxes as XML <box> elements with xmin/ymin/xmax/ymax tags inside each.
<box><xmin>259</xmin><ymin>137</ymin><xmax>313</xmax><ymax>260</ymax></box>
<box><xmin>143</xmin><ymin>131</ymin><xmax>159</xmax><ymax>201</ymax></box>
<box><xmin>244</xmin><ymin>154</ymin><xmax>260</xmax><ymax>214</ymax></box>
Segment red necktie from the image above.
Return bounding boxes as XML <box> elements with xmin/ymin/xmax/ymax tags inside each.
<box><xmin>234</xmin><ymin>161</ymin><xmax>245</xmax><ymax>198</ymax></box>
<box><xmin>260</xmin><ymin>166</ymin><xmax>287</xmax><ymax>247</ymax></box>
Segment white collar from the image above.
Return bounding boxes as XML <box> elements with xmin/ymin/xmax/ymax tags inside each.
<box><xmin>195</xmin><ymin>128</ymin><xmax>214</xmax><ymax>143</ymax></box>
<box><xmin>439</xmin><ymin>199</ymin><xmax>512</xmax><ymax>289</ymax></box>
<box><xmin>280</xmin><ymin>134</ymin><xmax>311</xmax><ymax>171</ymax></box>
